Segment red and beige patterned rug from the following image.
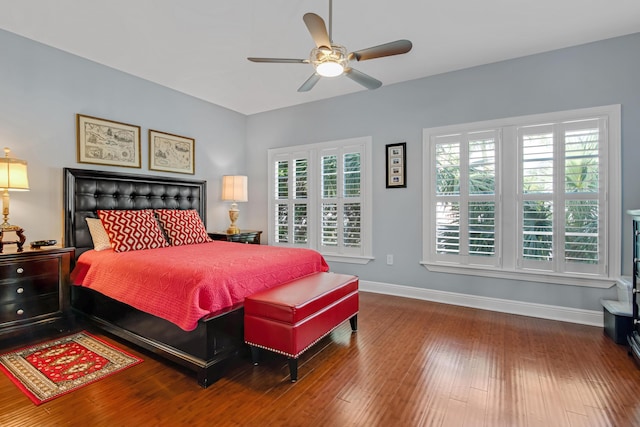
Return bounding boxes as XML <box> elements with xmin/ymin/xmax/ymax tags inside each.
<box><xmin>0</xmin><ymin>331</ymin><xmax>142</xmax><ymax>405</ymax></box>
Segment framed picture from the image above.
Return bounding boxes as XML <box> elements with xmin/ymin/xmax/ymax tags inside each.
<box><xmin>76</xmin><ymin>114</ymin><xmax>141</xmax><ymax>168</ymax></box>
<box><xmin>149</xmin><ymin>130</ymin><xmax>195</xmax><ymax>174</ymax></box>
<box><xmin>386</xmin><ymin>142</ymin><xmax>406</xmax><ymax>188</ymax></box>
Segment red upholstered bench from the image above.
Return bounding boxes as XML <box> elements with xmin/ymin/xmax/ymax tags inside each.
<box><xmin>244</xmin><ymin>272</ymin><xmax>359</xmax><ymax>382</ymax></box>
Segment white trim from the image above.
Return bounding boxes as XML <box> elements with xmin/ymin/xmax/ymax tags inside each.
<box><xmin>420</xmin><ymin>261</ymin><xmax>616</xmax><ymax>289</ymax></box>
<box><xmin>607</xmin><ymin>105</ymin><xmax>622</xmax><ymax>278</ymax></box>
<box><xmin>323</xmin><ymin>254</ymin><xmax>374</xmax><ymax>264</ymax></box>
<box><xmin>422</xmin><ymin>105</ymin><xmax>620</xmax><ymax>135</ymax></box>
<box><xmin>359</xmin><ymin>280</ymin><xmax>603</xmax><ymax>327</ymax></box>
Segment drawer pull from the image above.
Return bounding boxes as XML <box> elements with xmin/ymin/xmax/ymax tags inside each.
<box><xmin>16</xmin><ymin>309</ymin><xmax>24</xmax><ymax>316</ymax></box>
<box><xmin>16</xmin><ymin>267</ymin><xmax>24</xmax><ymax>274</ymax></box>
<box><xmin>16</xmin><ymin>287</ymin><xmax>24</xmax><ymax>294</ymax></box>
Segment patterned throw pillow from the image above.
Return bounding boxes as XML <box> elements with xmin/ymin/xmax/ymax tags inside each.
<box><xmin>85</xmin><ymin>217</ymin><xmax>112</xmax><ymax>251</ymax></box>
<box><xmin>97</xmin><ymin>209</ymin><xmax>169</xmax><ymax>252</ymax></box>
<box><xmin>154</xmin><ymin>209</ymin><xmax>212</xmax><ymax>246</ymax></box>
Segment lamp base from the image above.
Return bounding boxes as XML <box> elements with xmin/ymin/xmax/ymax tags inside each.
<box><xmin>227</xmin><ymin>206</ymin><xmax>240</xmax><ymax>235</ymax></box>
<box><xmin>0</xmin><ymin>225</ymin><xmax>26</xmax><ymax>253</ymax></box>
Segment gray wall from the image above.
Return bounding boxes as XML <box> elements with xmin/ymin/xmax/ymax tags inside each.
<box><xmin>0</xmin><ymin>29</ymin><xmax>247</xmax><ymax>240</ymax></box>
<box><xmin>3</xmin><ymin>25</ymin><xmax>639</xmax><ymax>313</ymax></box>
<box><xmin>246</xmin><ymin>33</ymin><xmax>640</xmax><ymax>311</ymax></box>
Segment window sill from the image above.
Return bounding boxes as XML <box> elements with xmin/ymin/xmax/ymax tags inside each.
<box><xmin>323</xmin><ymin>254</ymin><xmax>374</xmax><ymax>265</ymax></box>
<box><xmin>420</xmin><ymin>261</ymin><xmax>615</xmax><ymax>289</ymax></box>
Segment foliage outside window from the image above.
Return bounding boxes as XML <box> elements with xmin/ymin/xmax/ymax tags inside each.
<box><xmin>423</xmin><ymin>106</ymin><xmax>621</xmax><ymax>287</ymax></box>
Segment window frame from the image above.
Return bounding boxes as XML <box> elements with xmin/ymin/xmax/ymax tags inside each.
<box><xmin>268</xmin><ymin>136</ymin><xmax>373</xmax><ymax>264</ymax></box>
<box><xmin>422</xmin><ymin>105</ymin><xmax>621</xmax><ymax>288</ymax></box>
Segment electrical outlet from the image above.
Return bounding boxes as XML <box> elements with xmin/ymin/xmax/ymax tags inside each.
<box><xmin>386</xmin><ymin>254</ymin><xmax>393</xmax><ymax>265</ymax></box>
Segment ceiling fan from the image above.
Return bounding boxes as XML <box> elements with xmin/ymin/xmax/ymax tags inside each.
<box><xmin>247</xmin><ymin>0</ymin><xmax>413</xmax><ymax>92</ymax></box>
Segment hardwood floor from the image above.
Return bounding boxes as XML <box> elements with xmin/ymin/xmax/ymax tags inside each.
<box><xmin>1</xmin><ymin>292</ymin><xmax>640</xmax><ymax>426</ymax></box>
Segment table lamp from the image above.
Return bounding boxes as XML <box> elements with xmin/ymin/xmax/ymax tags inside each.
<box><xmin>0</xmin><ymin>147</ymin><xmax>29</xmax><ymax>252</ymax></box>
<box><xmin>221</xmin><ymin>175</ymin><xmax>248</xmax><ymax>234</ymax></box>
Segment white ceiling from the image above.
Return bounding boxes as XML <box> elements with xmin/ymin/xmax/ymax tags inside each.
<box><xmin>1</xmin><ymin>0</ymin><xmax>639</xmax><ymax>115</ymax></box>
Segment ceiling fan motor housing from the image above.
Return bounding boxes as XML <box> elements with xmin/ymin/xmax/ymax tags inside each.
<box><xmin>311</xmin><ymin>45</ymin><xmax>348</xmax><ymax>77</ymax></box>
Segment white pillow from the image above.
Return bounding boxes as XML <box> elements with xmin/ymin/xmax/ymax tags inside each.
<box><xmin>86</xmin><ymin>217</ymin><xmax>112</xmax><ymax>251</ymax></box>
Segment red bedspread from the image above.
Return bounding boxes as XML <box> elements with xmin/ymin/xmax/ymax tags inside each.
<box><xmin>71</xmin><ymin>241</ymin><xmax>329</xmax><ymax>331</ymax></box>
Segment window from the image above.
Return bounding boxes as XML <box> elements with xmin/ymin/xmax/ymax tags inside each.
<box><xmin>268</xmin><ymin>137</ymin><xmax>373</xmax><ymax>264</ymax></box>
<box><xmin>423</xmin><ymin>106</ymin><xmax>621</xmax><ymax>287</ymax></box>
<box><xmin>432</xmin><ymin>130</ymin><xmax>500</xmax><ymax>267</ymax></box>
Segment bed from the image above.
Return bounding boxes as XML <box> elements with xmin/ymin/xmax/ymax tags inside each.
<box><xmin>63</xmin><ymin>168</ymin><xmax>328</xmax><ymax>387</ymax></box>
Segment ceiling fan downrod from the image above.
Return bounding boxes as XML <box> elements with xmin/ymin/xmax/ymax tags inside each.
<box><xmin>328</xmin><ymin>0</ymin><xmax>333</xmax><ymax>43</ymax></box>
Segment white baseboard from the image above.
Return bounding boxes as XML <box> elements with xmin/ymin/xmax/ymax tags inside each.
<box><xmin>360</xmin><ymin>280</ymin><xmax>603</xmax><ymax>327</ymax></box>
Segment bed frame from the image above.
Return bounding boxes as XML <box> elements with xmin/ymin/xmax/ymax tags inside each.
<box><xmin>63</xmin><ymin>167</ymin><xmax>245</xmax><ymax>388</ymax></box>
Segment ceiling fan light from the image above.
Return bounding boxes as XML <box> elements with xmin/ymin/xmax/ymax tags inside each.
<box><xmin>316</xmin><ymin>61</ymin><xmax>344</xmax><ymax>77</ymax></box>
<box><xmin>310</xmin><ymin>45</ymin><xmax>348</xmax><ymax>77</ymax></box>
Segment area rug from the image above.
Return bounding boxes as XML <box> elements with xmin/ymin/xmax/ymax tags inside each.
<box><xmin>0</xmin><ymin>331</ymin><xmax>142</xmax><ymax>405</ymax></box>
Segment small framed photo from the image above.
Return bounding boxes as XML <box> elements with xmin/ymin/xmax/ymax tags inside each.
<box><xmin>386</xmin><ymin>142</ymin><xmax>406</xmax><ymax>188</ymax></box>
<box><xmin>76</xmin><ymin>114</ymin><xmax>141</xmax><ymax>168</ymax></box>
<box><xmin>149</xmin><ymin>130</ymin><xmax>195</xmax><ymax>174</ymax></box>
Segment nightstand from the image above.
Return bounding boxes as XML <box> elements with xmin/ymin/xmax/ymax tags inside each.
<box><xmin>208</xmin><ymin>230</ymin><xmax>262</xmax><ymax>245</ymax></box>
<box><xmin>0</xmin><ymin>246</ymin><xmax>74</xmax><ymax>344</ymax></box>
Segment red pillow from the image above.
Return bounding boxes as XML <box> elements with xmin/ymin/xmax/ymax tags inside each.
<box><xmin>154</xmin><ymin>209</ymin><xmax>212</xmax><ymax>246</ymax></box>
<box><xmin>98</xmin><ymin>209</ymin><xmax>169</xmax><ymax>252</ymax></box>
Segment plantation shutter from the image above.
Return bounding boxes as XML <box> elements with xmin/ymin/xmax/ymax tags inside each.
<box><xmin>320</xmin><ymin>145</ymin><xmax>363</xmax><ymax>255</ymax></box>
<box><xmin>517</xmin><ymin>118</ymin><xmax>606</xmax><ymax>275</ymax></box>
<box><xmin>562</xmin><ymin>119</ymin><xmax>603</xmax><ymax>274</ymax></box>
<box><xmin>273</xmin><ymin>152</ymin><xmax>310</xmax><ymax>246</ymax></box>
<box><xmin>424</xmin><ymin>105</ymin><xmax>618</xmax><ymax>286</ymax></box>
<box><xmin>431</xmin><ymin>130</ymin><xmax>499</xmax><ymax>266</ymax></box>
<box><xmin>268</xmin><ymin>136</ymin><xmax>372</xmax><ymax>262</ymax></box>
<box><xmin>519</xmin><ymin>124</ymin><xmax>555</xmax><ymax>270</ymax></box>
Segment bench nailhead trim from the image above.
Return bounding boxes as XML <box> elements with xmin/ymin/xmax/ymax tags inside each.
<box><xmin>245</xmin><ymin>312</ymin><xmax>359</xmax><ymax>359</ymax></box>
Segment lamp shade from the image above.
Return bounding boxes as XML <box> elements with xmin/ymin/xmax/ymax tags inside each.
<box><xmin>0</xmin><ymin>149</ymin><xmax>29</xmax><ymax>191</ymax></box>
<box><xmin>221</xmin><ymin>175</ymin><xmax>248</xmax><ymax>202</ymax></box>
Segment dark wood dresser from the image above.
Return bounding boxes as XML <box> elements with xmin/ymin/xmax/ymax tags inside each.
<box><xmin>0</xmin><ymin>246</ymin><xmax>74</xmax><ymax>343</ymax></box>
<box><xmin>208</xmin><ymin>230</ymin><xmax>262</xmax><ymax>245</ymax></box>
<box><xmin>628</xmin><ymin>210</ymin><xmax>640</xmax><ymax>363</ymax></box>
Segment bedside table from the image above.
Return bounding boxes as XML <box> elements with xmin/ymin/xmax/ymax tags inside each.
<box><xmin>0</xmin><ymin>246</ymin><xmax>74</xmax><ymax>343</ymax></box>
<box><xmin>208</xmin><ymin>230</ymin><xmax>262</xmax><ymax>245</ymax></box>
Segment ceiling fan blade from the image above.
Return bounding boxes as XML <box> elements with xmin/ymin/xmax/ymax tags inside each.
<box><xmin>303</xmin><ymin>13</ymin><xmax>331</xmax><ymax>49</ymax></box>
<box><xmin>344</xmin><ymin>68</ymin><xmax>382</xmax><ymax>90</ymax></box>
<box><xmin>350</xmin><ymin>39</ymin><xmax>413</xmax><ymax>62</ymax></box>
<box><xmin>247</xmin><ymin>57</ymin><xmax>309</xmax><ymax>64</ymax></box>
<box><xmin>298</xmin><ymin>73</ymin><xmax>322</xmax><ymax>92</ymax></box>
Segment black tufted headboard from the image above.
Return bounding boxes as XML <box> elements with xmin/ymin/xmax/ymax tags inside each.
<box><xmin>64</xmin><ymin>168</ymin><xmax>207</xmax><ymax>259</ymax></box>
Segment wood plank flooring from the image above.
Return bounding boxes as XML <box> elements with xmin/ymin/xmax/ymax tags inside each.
<box><xmin>1</xmin><ymin>292</ymin><xmax>640</xmax><ymax>426</ymax></box>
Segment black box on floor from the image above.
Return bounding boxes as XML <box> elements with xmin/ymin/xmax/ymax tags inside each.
<box><xmin>603</xmin><ymin>306</ymin><xmax>633</xmax><ymax>345</ymax></box>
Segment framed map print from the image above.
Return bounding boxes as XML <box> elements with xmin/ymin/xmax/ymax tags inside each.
<box><xmin>149</xmin><ymin>130</ymin><xmax>195</xmax><ymax>174</ymax></box>
<box><xmin>76</xmin><ymin>114</ymin><xmax>141</xmax><ymax>168</ymax></box>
